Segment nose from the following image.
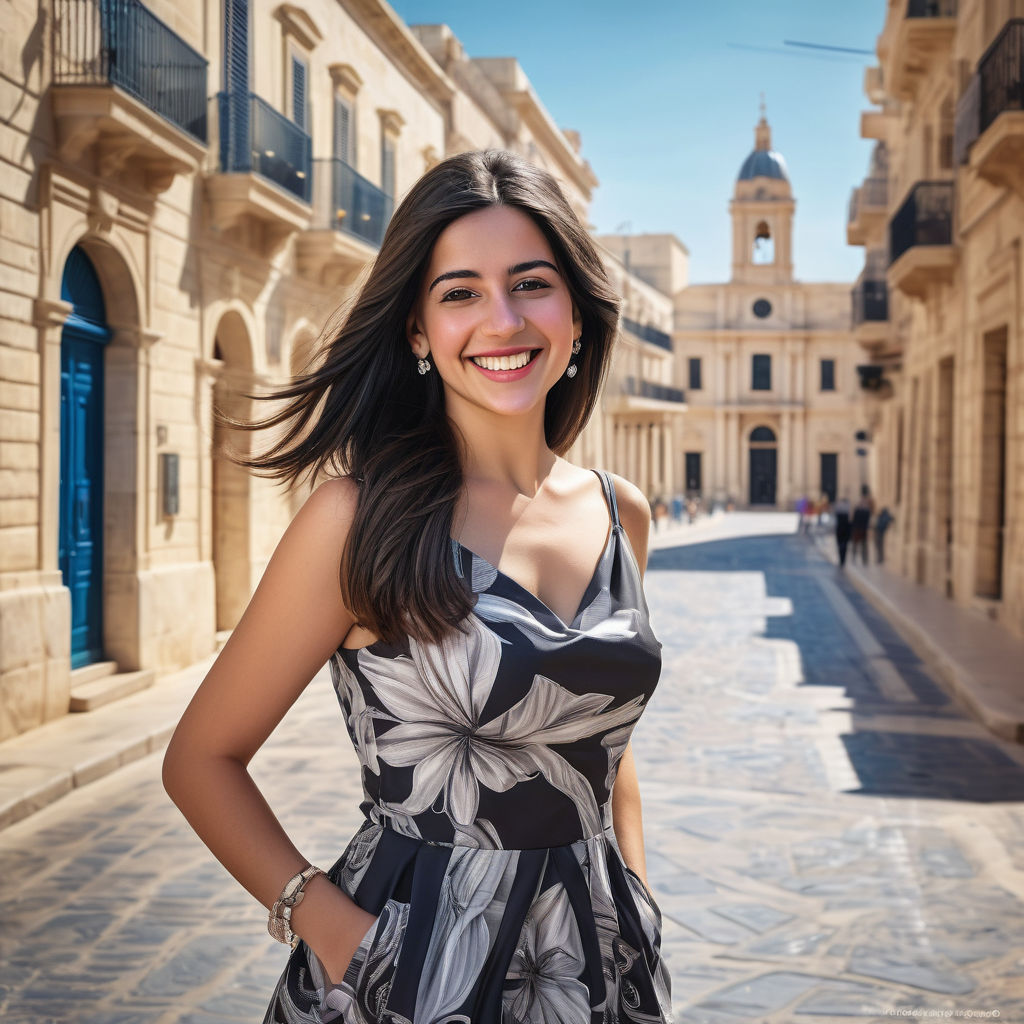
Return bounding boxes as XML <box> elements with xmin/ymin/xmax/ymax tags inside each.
<box><xmin>481</xmin><ymin>292</ymin><xmax>526</xmax><ymax>338</ymax></box>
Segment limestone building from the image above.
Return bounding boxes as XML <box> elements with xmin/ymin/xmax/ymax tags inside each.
<box><xmin>848</xmin><ymin>0</ymin><xmax>1024</xmax><ymax>640</ymax></box>
<box><xmin>632</xmin><ymin>113</ymin><xmax>863</xmax><ymax>509</ymax></box>
<box><xmin>0</xmin><ymin>0</ymin><xmax>611</xmax><ymax>738</ymax></box>
<box><xmin>592</xmin><ymin>235</ymin><xmax>689</xmax><ymax>502</ymax></box>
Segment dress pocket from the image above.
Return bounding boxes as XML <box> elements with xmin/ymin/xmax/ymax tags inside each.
<box><xmin>623</xmin><ymin>863</ymin><xmax>662</xmax><ymax>920</ymax></box>
<box><xmin>304</xmin><ymin>904</ymin><xmax>382</xmax><ymax>1000</ymax></box>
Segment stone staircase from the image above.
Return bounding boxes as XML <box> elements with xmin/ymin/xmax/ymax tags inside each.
<box><xmin>69</xmin><ymin>661</ymin><xmax>156</xmax><ymax>712</ymax></box>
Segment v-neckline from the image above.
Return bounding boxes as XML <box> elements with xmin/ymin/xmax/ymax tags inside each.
<box><xmin>450</xmin><ymin>469</ymin><xmax>619</xmax><ymax>629</ymax></box>
<box><xmin>452</xmin><ymin>523</ymin><xmax>618</xmax><ymax>628</ymax></box>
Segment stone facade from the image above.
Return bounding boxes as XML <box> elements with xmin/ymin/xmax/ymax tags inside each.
<box><xmin>622</xmin><ymin>115</ymin><xmax>862</xmax><ymax>510</ymax></box>
<box><xmin>849</xmin><ymin>0</ymin><xmax>1024</xmax><ymax>640</ymax></box>
<box><xmin>0</xmin><ymin>1</ymin><xmax>609</xmax><ymax>738</ymax></box>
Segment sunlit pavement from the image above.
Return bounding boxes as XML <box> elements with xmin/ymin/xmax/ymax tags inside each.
<box><xmin>1</xmin><ymin>511</ymin><xmax>1023</xmax><ymax>1023</ymax></box>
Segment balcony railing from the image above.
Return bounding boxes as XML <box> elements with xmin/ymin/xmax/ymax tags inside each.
<box><xmin>888</xmin><ymin>181</ymin><xmax>954</xmax><ymax>265</ymax></box>
<box><xmin>52</xmin><ymin>0</ymin><xmax>208</xmax><ymax>141</ymax></box>
<box><xmin>978</xmin><ymin>19</ymin><xmax>1024</xmax><ymax>135</ymax></box>
<box><xmin>312</xmin><ymin>158</ymin><xmax>392</xmax><ymax>248</ymax></box>
<box><xmin>906</xmin><ymin>0</ymin><xmax>956</xmax><ymax>16</ymax></box>
<box><xmin>623</xmin><ymin>376</ymin><xmax>685</xmax><ymax>403</ymax></box>
<box><xmin>621</xmin><ymin>316</ymin><xmax>673</xmax><ymax>351</ymax></box>
<box><xmin>217</xmin><ymin>91</ymin><xmax>311</xmax><ymax>203</ymax></box>
<box><xmin>852</xmin><ymin>279</ymin><xmax>889</xmax><ymax>325</ymax></box>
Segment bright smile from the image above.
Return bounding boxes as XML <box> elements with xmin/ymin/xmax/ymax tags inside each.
<box><xmin>467</xmin><ymin>349</ymin><xmax>542</xmax><ymax>381</ymax></box>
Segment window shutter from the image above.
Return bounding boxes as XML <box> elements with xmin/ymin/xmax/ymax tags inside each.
<box><xmin>382</xmin><ymin>136</ymin><xmax>395</xmax><ymax>197</ymax></box>
<box><xmin>334</xmin><ymin>96</ymin><xmax>352</xmax><ymax>163</ymax></box>
<box><xmin>292</xmin><ymin>56</ymin><xmax>307</xmax><ymax>130</ymax></box>
<box><xmin>223</xmin><ymin>0</ymin><xmax>250</xmax><ymax>170</ymax></box>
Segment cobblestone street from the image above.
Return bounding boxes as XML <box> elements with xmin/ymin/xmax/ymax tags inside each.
<box><xmin>2</xmin><ymin>512</ymin><xmax>1023</xmax><ymax>1023</ymax></box>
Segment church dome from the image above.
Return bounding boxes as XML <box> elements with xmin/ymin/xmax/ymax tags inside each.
<box><xmin>737</xmin><ymin>105</ymin><xmax>789</xmax><ymax>183</ymax></box>
<box><xmin>738</xmin><ymin>148</ymin><xmax>789</xmax><ymax>182</ymax></box>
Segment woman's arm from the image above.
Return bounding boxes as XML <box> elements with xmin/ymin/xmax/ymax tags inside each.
<box><xmin>608</xmin><ymin>472</ymin><xmax>656</xmax><ymax>888</ymax></box>
<box><xmin>161</xmin><ymin>476</ymin><xmax>375</xmax><ymax>984</ymax></box>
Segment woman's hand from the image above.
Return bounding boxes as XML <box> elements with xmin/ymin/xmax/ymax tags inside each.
<box><xmin>290</xmin><ymin>873</ymin><xmax>378</xmax><ymax>986</ymax></box>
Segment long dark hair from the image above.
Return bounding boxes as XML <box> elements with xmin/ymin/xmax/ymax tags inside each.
<box><xmin>218</xmin><ymin>149</ymin><xmax>621</xmax><ymax>646</ymax></box>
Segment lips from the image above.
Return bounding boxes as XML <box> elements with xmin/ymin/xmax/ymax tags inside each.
<box><xmin>468</xmin><ymin>348</ymin><xmax>542</xmax><ymax>381</ymax></box>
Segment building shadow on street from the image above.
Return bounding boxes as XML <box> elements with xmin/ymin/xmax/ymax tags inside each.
<box><xmin>646</xmin><ymin>528</ymin><xmax>1024</xmax><ymax>804</ymax></box>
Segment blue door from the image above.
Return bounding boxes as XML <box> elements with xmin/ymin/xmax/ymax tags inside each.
<box><xmin>59</xmin><ymin>247</ymin><xmax>111</xmax><ymax>668</ymax></box>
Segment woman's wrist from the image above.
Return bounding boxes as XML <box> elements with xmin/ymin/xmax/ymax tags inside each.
<box><xmin>286</xmin><ymin>872</ymin><xmax>376</xmax><ymax>983</ymax></box>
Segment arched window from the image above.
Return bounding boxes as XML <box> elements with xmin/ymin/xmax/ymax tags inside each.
<box><xmin>752</xmin><ymin>220</ymin><xmax>774</xmax><ymax>264</ymax></box>
<box><xmin>750</xmin><ymin>425</ymin><xmax>776</xmax><ymax>444</ymax></box>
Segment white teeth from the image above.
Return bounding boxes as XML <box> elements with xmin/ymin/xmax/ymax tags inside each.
<box><xmin>471</xmin><ymin>350</ymin><xmax>534</xmax><ymax>371</ymax></box>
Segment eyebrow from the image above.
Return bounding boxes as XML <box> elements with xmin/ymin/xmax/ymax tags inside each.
<box><xmin>427</xmin><ymin>260</ymin><xmax>560</xmax><ymax>294</ymax></box>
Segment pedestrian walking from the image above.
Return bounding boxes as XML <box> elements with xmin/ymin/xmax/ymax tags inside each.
<box><xmin>851</xmin><ymin>487</ymin><xmax>873</xmax><ymax>565</ymax></box>
<box><xmin>671</xmin><ymin>492</ymin><xmax>683</xmax><ymax>524</ymax></box>
<box><xmin>161</xmin><ymin>149</ymin><xmax>672</xmax><ymax>1022</ymax></box>
<box><xmin>834</xmin><ymin>494</ymin><xmax>852</xmax><ymax>567</ymax></box>
<box><xmin>875</xmin><ymin>507</ymin><xmax>894</xmax><ymax>564</ymax></box>
<box><xmin>796</xmin><ymin>494</ymin><xmax>808</xmax><ymax>534</ymax></box>
<box><xmin>653</xmin><ymin>495</ymin><xmax>669</xmax><ymax>532</ymax></box>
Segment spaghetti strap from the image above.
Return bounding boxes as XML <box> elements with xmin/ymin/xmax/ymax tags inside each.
<box><xmin>592</xmin><ymin>467</ymin><xmax>621</xmax><ymax>529</ymax></box>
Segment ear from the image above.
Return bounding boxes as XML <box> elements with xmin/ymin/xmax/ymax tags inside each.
<box><xmin>406</xmin><ymin>306</ymin><xmax>429</xmax><ymax>358</ymax></box>
<box><xmin>571</xmin><ymin>303</ymin><xmax>583</xmax><ymax>338</ymax></box>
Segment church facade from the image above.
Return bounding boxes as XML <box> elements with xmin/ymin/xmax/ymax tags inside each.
<box><xmin>667</xmin><ymin>114</ymin><xmax>863</xmax><ymax>509</ymax></box>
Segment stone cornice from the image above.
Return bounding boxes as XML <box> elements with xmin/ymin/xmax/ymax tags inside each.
<box><xmin>328</xmin><ymin>62</ymin><xmax>364</xmax><ymax>94</ymax></box>
<box><xmin>273</xmin><ymin>3</ymin><xmax>324</xmax><ymax>50</ymax></box>
<box><xmin>338</xmin><ymin>0</ymin><xmax>455</xmax><ymax>106</ymax></box>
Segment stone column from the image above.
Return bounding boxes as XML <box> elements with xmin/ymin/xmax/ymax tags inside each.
<box><xmin>779</xmin><ymin>410</ymin><xmax>791</xmax><ymax>507</ymax></box>
<box><xmin>661</xmin><ymin>420</ymin><xmax>673</xmax><ymax>496</ymax></box>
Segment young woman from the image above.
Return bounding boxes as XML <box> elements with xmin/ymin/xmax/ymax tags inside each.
<box><xmin>163</xmin><ymin>149</ymin><xmax>673</xmax><ymax>1023</ymax></box>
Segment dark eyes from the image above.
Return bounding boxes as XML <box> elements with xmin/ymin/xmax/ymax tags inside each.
<box><xmin>440</xmin><ymin>278</ymin><xmax>550</xmax><ymax>302</ymax></box>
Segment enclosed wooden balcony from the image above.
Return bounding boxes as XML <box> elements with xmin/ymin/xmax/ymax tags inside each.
<box><xmin>50</xmin><ymin>0</ymin><xmax>207</xmax><ymax>193</ymax></box>
<box><xmin>954</xmin><ymin>20</ymin><xmax>1024</xmax><ymax>197</ymax></box>
<box><xmin>888</xmin><ymin>0</ymin><xmax>958</xmax><ymax>101</ymax></box>
<box><xmin>206</xmin><ymin>91</ymin><xmax>311</xmax><ymax>254</ymax></box>
<box><xmin>887</xmin><ymin>181</ymin><xmax>957</xmax><ymax>299</ymax></box>
<box><xmin>297</xmin><ymin>158</ymin><xmax>393</xmax><ymax>284</ymax></box>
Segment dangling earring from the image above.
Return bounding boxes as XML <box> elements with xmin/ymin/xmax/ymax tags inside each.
<box><xmin>417</xmin><ymin>354</ymin><xmax>432</xmax><ymax>375</ymax></box>
<box><xmin>566</xmin><ymin>336</ymin><xmax>582</xmax><ymax>378</ymax></box>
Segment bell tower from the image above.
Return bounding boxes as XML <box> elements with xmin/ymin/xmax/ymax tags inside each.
<box><xmin>730</xmin><ymin>98</ymin><xmax>795</xmax><ymax>284</ymax></box>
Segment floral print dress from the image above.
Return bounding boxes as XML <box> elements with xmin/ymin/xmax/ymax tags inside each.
<box><xmin>262</xmin><ymin>468</ymin><xmax>673</xmax><ymax>1023</ymax></box>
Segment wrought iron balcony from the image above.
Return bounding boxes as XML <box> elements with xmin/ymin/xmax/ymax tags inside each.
<box><xmin>50</xmin><ymin>0</ymin><xmax>207</xmax><ymax>190</ymax></box>
<box><xmin>623</xmin><ymin>377</ymin><xmax>685</xmax><ymax>404</ymax></box>
<box><xmin>216</xmin><ymin>91</ymin><xmax>311</xmax><ymax>203</ymax></box>
<box><xmin>205</xmin><ymin>92</ymin><xmax>311</xmax><ymax>254</ymax></box>
<box><xmin>297</xmin><ymin>159</ymin><xmax>393</xmax><ymax>283</ymax></box>
<box><xmin>887</xmin><ymin>181</ymin><xmax>956</xmax><ymax>297</ymax></box>
<box><xmin>621</xmin><ymin>317</ymin><xmax>673</xmax><ymax>351</ymax></box>
<box><xmin>954</xmin><ymin>20</ymin><xmax>1024</xmax><ymax>196</ymax></box>
<box><xmin>313</xmin><ymin>158</ymin><xmax>392</xmax><ymax>246</ymax></box>
<box><xmin>53</xmin><ymin>0</ymin><xmax>207</xmax><ymax>140</ymax></box>
<box><xmin>852</xmin><ymin>279</ymin><xmax>889</xmax><ymax>325</ymax></box>
<box><xmin>907</xmin><ymin>0</ymin><xmax>956</xmax><ymax>15</ymax></box>
<box><xmin>888</xmin><ymin>0</ymin><xmax>957</xmax><ymax>99</ymax></box>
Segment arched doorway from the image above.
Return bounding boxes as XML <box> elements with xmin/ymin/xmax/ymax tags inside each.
<box><xmin>749</xmin><ymin>425</ymin><xmax>777</xmax><ymax>505</ymax></box>
<box><xmin>59</xmin><ymin>247</ymin><xmax>112</xmax><ymax>667</ymax></box>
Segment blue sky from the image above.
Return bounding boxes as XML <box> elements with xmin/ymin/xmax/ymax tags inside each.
<box><xmin>390</xmin><ymin>0</ymin><xmax>887</xmax><ymax>285</ymax></box>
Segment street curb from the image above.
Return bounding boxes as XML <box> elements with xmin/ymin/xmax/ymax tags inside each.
<box><xmin>0</xmin><ymin>654</ymin><xmax>216</xmax><ymax>832</ymax></box>
<box><xmin>810</xmin><ymin>532</ymin><xmax>1024</xmax><ymax>745</ymax></box>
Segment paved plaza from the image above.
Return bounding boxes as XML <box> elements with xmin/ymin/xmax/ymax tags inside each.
<box><xmin>1</xmin><ymin>512</ymin><xmax>1022</xmax><ymax>1023</ymax></box>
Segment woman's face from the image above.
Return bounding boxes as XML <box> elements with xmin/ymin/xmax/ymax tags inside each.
<box><xmin>407</xmin><ymin>204</ymin><xmax>582</xmax><ymax>421</ymax></box>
